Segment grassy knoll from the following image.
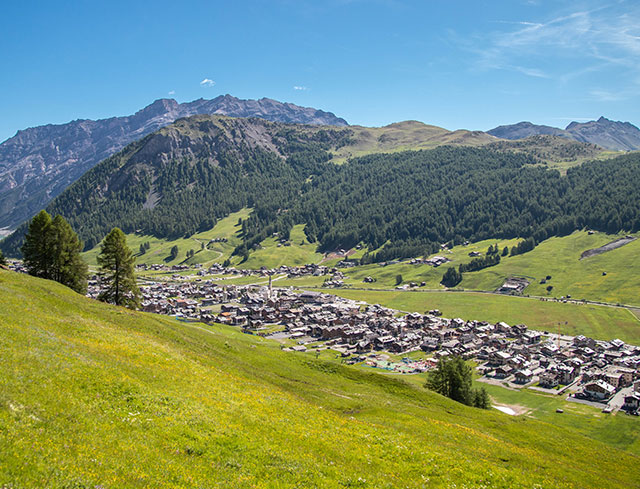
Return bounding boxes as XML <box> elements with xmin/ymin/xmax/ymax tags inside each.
<box><xmin>238</xmin><ymin>224</ymin><xmax>323</xmax><ymax>269</ymax></box>
<box><xmin>329</xmin><ymin>289</ymin><xmax>640</xmax><ymax>344</ymax></box>
<box><xmin>460</xmin><ymin>230</ymin><xmax>640</xmax><ymax>306</ymax></box>
<box><xmin>329</xmin><ymin>121</ymin><xmax>493</xmax><ymax>164</ymax></box>
<box><xmin>341</xmin><ymin>237</ymin><xmax>522</xmax><ymax>289</ymax></box>
<box><xmin>1</xmin><ymin>269</ymin><xmax>639</xmax><ymax>488</ymax></box>
<box><xmin>382</xmin><ymin>371</ymin><xmax>640</xmax><ymax>456</ymax></box>
<box><xmin>83</xmin><ymin>214</ymin><xmax>325</xmax><ymax>270</ymax></box>
<box><xmin>328</xmin><ymin>121</ymin><xmax>620</xmax><ymax>167</ymax></box>
<box><xmin>83</xmin><ymin>209</ymin><xmax>251</xmax><ymax>267</ymax></box>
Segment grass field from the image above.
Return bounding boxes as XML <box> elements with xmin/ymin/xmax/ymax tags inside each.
<box><xmin>459</xmin><ymin>230</ymin><xmax>640</xmax><ymax>306</ymax></box>
<box><xmin>340</xmin><ymin>237</ymin><xmax>522</xmax><ymax>289</ymax></box>
<box><xmin>329</xmin><ymin>289</ymin><xmax>640</xmax><ymax>344</ymax></box>
<box><xmin>83</xmin><ymin>211</ymin><xmax>326</xmax><ymax>271</ymax></box>
<box><xmin>82</xmin><ymin>209</ymin><xmax>251</xmax><ymax>267</ymax></box>
<box><xmin>238</xmin><ymin>224</ymin><xmax>324</xmax><ymax>269</ymax></box>
<box><xmin>1</xmin><ymin>269</ymin><xmax>639</xmax><ymax>488</ymax></box>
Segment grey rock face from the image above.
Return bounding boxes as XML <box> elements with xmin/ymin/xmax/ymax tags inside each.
<box><xmin>0</xmin><ymin>95</ymin><xmax>347</xmax><ymax>229</ymax></box>
<box><xmin>487</xmin><ymin>117</ymin><xmax>640</xmax><ymax>152</ymax></box>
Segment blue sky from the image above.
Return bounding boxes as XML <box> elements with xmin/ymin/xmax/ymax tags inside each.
<box><xmin>1</xmin><ymin>0</ymin><xmax>638</xmax><ymax>142</ymax></box>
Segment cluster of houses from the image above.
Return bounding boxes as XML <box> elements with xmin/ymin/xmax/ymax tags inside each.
<box><xmin>55</xmin><ymin>257</ymin><xmax>640</xmax><ymax>415</ymax></box>
<box><xmin>207</xmin><ymin>286</ymin><xmax>640</xmax><ymax>412</ymax></box>
<box><xmin>409</xmin><ymin>255</ymin><xmax>451</xmax><ymax>267</ymax></box>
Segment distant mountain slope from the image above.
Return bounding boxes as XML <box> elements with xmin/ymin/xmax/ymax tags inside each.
<box><xmin>487</xmin><ymin>121</ymin><xmax>571</xmax><ymax>140</ymax></box>
<box><xmin>1</xmin><ymin>268</ymin><xmax>638</xmax><ymax>488</ymax></box>
<box><xmin>0</xmin><ymin>95</ymin><xmax>347</xmax><ymax>230</ymax></box>
<box><xmin>329</xmin><ymin>120</ymin><xmax>496</xmax><ymax>163</ymax></box>
<box><xmin>488</xmin><ymin>117</ymin><xmax>640</xmax><ymax>151</ymax></box>
<box><xmin>566</xmin><ymin>117</ymin><xmax>640</xmax><ymax>152</ymax></box>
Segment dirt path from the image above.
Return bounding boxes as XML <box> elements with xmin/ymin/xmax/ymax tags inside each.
<box><xmin>580</xmin><ymin>236</ymin><xmax>636</xmax><ymax>259</ymax></box>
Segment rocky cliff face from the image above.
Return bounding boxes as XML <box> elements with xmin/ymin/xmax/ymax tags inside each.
<box><xmin>487</xmin><ymin>117</ymin><xmax>640</xmax><ymax>152</ymax></box>
<box><xmin>0</xmin><ymin>95</ymin><xmax>347</xmax><ymax>230</ymax></box>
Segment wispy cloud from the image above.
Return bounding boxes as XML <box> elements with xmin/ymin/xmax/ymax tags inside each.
<box><xmin>293</xmin><ymin>85</ymin><xmax>308</xmax><ymax>91</ymax></box>
<box><xmin>200</xmin><ymin>78</ymin><xmax>215</xmax><ymax>87</ymax></box>
<box><xmin>462</xmin><ymin>1</ymin><xmax>640</xmax><ymax>93</ymax></box>
<box><xmin>168</xmin><ymin>90</ymin><xmax>176</xmax><ymax>95</ymax></box>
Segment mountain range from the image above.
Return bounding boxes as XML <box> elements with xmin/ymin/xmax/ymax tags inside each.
<box><xmin>0</xmin><ymin>95</ymin><xmax>347</xmax><ymax>231</ymax></box>
<box><xmin>2</xmin><ymin>113</ymin><xmax>639</xmax><ymax>262</ymax></box>
<box><xmin>1</xmin><ymin>94</ymin><xmax>639</xmax><ymax>236</ymax></box>
<box><xmin>487</xmin><ymin>117</ymin><xmax>640</xmax><ymax>152</ymax></box>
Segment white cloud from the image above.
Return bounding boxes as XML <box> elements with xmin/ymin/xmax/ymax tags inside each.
<box><xmin>293</xmin><ymin>85</ymin><xmax>308</xmax><ymax>91</ymax></box>
<box><xmin>200</xmin><ymin>78</ymin><xmax>215</xmax><ymax>87</ymax></box>
<box><xmin>464</xmin><ymin>2</ymin><xmax>640</xmax><ymax>84</ymax></box>
<box><xmin>589</xmin><ymin>89</ymin><xmax>625</xmax><ymax>102</ymax></box>
<box><xmin>168</xmin><ymin>90</ymin><xmax>176</xmax><ymax>95</ymax></box>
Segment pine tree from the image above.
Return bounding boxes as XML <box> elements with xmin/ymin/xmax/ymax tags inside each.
<box><xmin>97</xmin><ymin>228</ymin><xmax>140</xmax><ymax>309</ymax></box>
<box><xmin>49</xmin><ymin>215</ymin><xmax>88</xmax><ymax>294</ymax></box>
<box><xmin>22</xmin><ymin>210</ymin><xmax>53</xmax><ymax>278</ymax></box>
<box><xmin>21</xmin><ymin>211</ymin><xmax>87</xmax><ymax>293</ymax></box>
<box><xmin>473</xmin><ymin>386</ymin><xmax>491</xmax><ymax>409</ymax></box>
<box><xmin>441</xmin><ymin>267</ymin><xmax>462</xmax><ymax>287</ymax></box>
<box><xmin>169</xmin><ymin>245</ymin><xmax>179</xmax><ymax>260</ymax></box>
<box><xmin>0</xmin><ymin>249</ymin><xmax>7</xmax><ymax>266</ymax></box>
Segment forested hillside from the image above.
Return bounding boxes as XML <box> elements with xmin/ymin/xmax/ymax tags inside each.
<box><xmin>2</xmin><ymin>115</ymin><xmax>639</xmax><ymax>262</ymax></box>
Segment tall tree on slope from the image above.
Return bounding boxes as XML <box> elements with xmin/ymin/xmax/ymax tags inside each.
<box><xmin>22</xmin><ymin>210</ymin><xmax>87</xmax><ymax>293</ymax></box>
<box><xmin>97</xmin><ymin>228</ymin><xmax>140</xmax><ymax>309</ymax></box>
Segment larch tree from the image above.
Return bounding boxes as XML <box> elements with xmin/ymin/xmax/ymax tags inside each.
<box><xmin>49</xmin><ymin>215</ymin><xmax>88</xmax><ymax>294</ymax></box>
<box><xmin>21</xmin><ymin>210</ymin><xmax>88</xmax><ymax>294</ymax></box>
<box><xmin>22</xmin><ymin>210</ymin><xmax>54</xmax><ymax>278</ymax></box>
<box><xmin>97</xmin><ymin>227</ymin><xmax>140</xmax><ymax>309</ymax></box>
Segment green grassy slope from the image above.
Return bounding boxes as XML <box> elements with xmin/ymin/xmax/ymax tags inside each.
<box><xmin>237</xmin><ymin>224</ymin><xmax>323</xmax><ymax>269</ymax></box>
<box><xmin>337</xmin><ymin>238</ymin><xmax>522</xmax><ymax>289</ymax></box>
<box><xmin>82</xmin><ymin>209</ymin><xmax>251</xmax><ymax>267</ymax></box>
<box><xmin>329</xmin><ymin>121</ymin><xmax>494</xmax><ymax>163</ymax></box>
<box><xmin>329</xmin><ymin>121</ymin><xmax>622</xmax><ymax>167</ymax></box>
<box><xmin>329</xmin><ymin>289</ymin><xmax>640</xmax><ymax>344</ymax></box>
<box><xmin>83</xmin><ymin>213</ymin><xmax>323</xmax><ymax>270</ymax></box>
<box><xmin>460</xmin><ymin>230</ymin><xmax>640</xmax><ymax>306</ymax></box>
<box><xmin>1</xmin><ymin>269</ymin><xmax>639</xmax><ymax>488</ymax></box>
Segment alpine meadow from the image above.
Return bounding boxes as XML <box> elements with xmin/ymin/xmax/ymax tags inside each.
<box><xmin>2</xmin><ymin>1</ymin><xmax>640</xmax><ymax>488</ymax></box>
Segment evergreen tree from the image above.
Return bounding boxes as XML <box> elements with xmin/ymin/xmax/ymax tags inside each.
<box><xmin>395</xmin><ymin>274</ymin><xmax>403</xmax><ymax>285</ymax></box>
<box><xmin>169</xmin><ymin>245</ymin><xmax>179</xmax><ymax>260</ymax></box>
<box><xmin>97</xmin><ymin>228</ymin><xmax>140</xmax><ymax>309</ymax></box>
<box><xmin>502</xmin><ymin>246</ymin><xmax>509</xmax><ymax>256</ymax></box>
<box><xmin>139</xmin><ymin>243</ymin><xmax>146</xmax><ymax>255</ymax></box>
<box><xmin>22</xmin><ymin>210</ymin><xmax>53</xmax><ymax>278</ymax></box>
<box><xmin>426</xmin><ymin>356</ymin><xmax>473</xmax><ymax>405</ymax></box>
<box><xmin>22</xmin><ymin>211</ymin><xmax>87</xmax><ymax>293</ymax></box>
<box><xmin>425</xmin><ymin>356</ymin><xmax>490</xmax><ymax>409</ymax></box>
<box><xmin>473</xmin><ymin>387</ymin><xmax>491</xmax><ymax>409</ymax></box>
<box><xmin>48</xmin><ymin>215</ymin><xmax>88</xmax><ymax>294</ymax></box>
<box><xmin>0</xmin><ymin>249</ymin><xmax>7</xmax><ymax>266</ymax></box>
<box><xmin>441</xmin><ymin>267</ymin><xmax>462</xmax><ymax>287</ymax></box>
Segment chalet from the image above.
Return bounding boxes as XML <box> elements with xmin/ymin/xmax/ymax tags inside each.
<box><xmin>523</xmin><ymin>331</ymin><xmax>542</xmax><ymax>344</ymax></box>
<box><xmin>491</xmin><ymin>351</ymin><xmax>511</xmax><ymax>366</ymax></box>
<box><xmin>494</xmin><ymin>365</ymin><xmax>513</xmax><ymax>379</ymax></box>
<box><xmin>574</xmin><ymin>335</ymin><xmax>596</xmax><ymax>349</ymax></box>
<box><xmin>539</xmin><ymin>371</ymin><xmax>559</xmax><ymax>388</ymax></box>
<box><xmin>515</xmin><ymin>369</ymin><xmax>534</xmax><ymax>384</ymax></box>
<box><xmin>557</xmin><ymin>364</ymin><xmax>578</xmax><ymax>384</ymax></box>
<box><xmin>299</xmin><ymin>291</ymin><xmax>327</xmax><ymax>304</ymax></box>
<box><xmin>582</xmin><ymin>380</ymin><xmax>616</xmax><ymax>401</ymax></box>
<box><xmin>622</xmin><ymin>393</ymin><xmax>640</xmax><ymax>412</ymax></box>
